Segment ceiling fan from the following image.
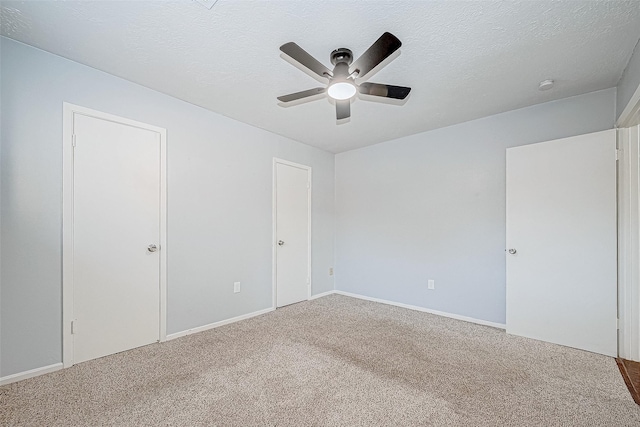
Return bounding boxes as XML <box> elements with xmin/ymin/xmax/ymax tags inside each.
<box><xmin>277</xmin><ymin>32</ymin><xmax>411</xmax><ymax>120</ymax></box>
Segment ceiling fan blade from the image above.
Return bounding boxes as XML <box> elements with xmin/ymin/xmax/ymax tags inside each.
<box><xmin>336</xmin><ymin>100</ymin><xmax>350</xmax><ymax>120</ymax></box>
<box><xmin>349</xmin><ymin>32</ymin><xmax>402</xmax><ymax>79</ymax></box>
<box><xmin>280</xmin><ymin>42</ymin><xmax>332</xmax><ymax>79</ymax></box>
<box><xmin>358</xmin><ymin>82</ymin><xmax>411</xmax><ymax>99</ymax></box>
<box><xmin>277</xmin><ymin>87</ymin><xmax>326</xmax><ymax>103</ymax></box>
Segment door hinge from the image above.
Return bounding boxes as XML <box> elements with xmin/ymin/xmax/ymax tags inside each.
<box><xmin>71</xmin><ymin>320</ymin><xmax>77</xmax><ymax>334</ymax></box>
<box><xmin>307</xmin><ymin>181</ymin><xmax>310</xmax><ymax>189</ymax></box>
<box><xmin>616</xmin><ymin>318</ymin><xmax>619</xmax><ymax>330</ymax></box>
<box><xmin>72</xmin><ymin>134</ymin><xmax>77</xmax><ymax>147</ymax></box>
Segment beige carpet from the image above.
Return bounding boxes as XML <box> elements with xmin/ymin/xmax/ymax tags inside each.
<box><xmin>2</xmin><ymin>294</ymin><xmax>640</xmax><ymax>426</ymax></box>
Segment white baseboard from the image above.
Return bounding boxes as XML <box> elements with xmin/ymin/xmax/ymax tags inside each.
<box><xmin>333</xmin><ymin>290</ymin><xmax>506</xmax><ymax>330</ymax></box>
<box><xmin>0</xmin><ymin>293</ymin><xmax>503</xmax><ymax>386</ymax></box>
<box><xmin>0</xmin><ymin>362</ymin><xmax>63</xmax><ymax>386</ymax></box>
<box><xmin>165</xmin><ymin>307</ymin><xmax>275</xmax><ymax>341</ymax></box>
<box><xmin>309</xmin><ymin>290</ymin><xmax>335</xmax><ymax>300</ymax></box>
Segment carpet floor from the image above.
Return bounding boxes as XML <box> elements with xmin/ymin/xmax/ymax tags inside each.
<box><xmin>2</xmin><ymin>294</ymin><xmax>640</xmax><ymax>426</ymax></box>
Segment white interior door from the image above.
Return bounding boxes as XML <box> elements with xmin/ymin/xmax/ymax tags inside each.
<box><xmin>506</xmin><ymin>130</ymin><xmax>617</xmax><ymax>356</ymax></box>
<box><xmin>275</xmin><ymin>160</ymin><xmax>310</xmax><ymax>307</ymax></box>
<box><xmin>72</xmin><ymin>113</ymin><xmax>161</xmax><ymax>364</ymax></box>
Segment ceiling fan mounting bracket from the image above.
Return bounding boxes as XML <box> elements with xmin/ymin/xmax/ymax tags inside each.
<box><xmin>330</xmin><ymin>48</ymin><xmax>353</xmax><ymax>66</ymax></box>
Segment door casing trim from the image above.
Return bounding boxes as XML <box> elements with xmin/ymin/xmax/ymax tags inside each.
<box><xmin>62</xmin><ymin>102</ymin><xmax>168</xmax><ymax>368</ymax></box>
<box><xmin>618</xmin><ymin>125</ymin><xmax>640</xmax><ymax>361</ymax></box>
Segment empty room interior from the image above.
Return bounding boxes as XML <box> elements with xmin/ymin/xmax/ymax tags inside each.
<box><xmin>4</xmin><ymin>0</ymin><xmax>640</xmax><ymax>425</ymax></box>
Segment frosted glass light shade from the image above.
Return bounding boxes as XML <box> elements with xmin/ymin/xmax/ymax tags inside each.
<box><xmin>327</xmin><ymin>82</ymin><xmax>357</xmax><ymax>100</ymax></box>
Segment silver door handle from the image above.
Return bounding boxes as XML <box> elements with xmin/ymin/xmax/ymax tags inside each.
<box><xmin>278</xmin><ymin>240</ymin><xmax>285</xmax><ymax>246</ymax></box>
<box><xmin>508</xmin><ymin>248</ymin><xmax>517</xmax><ymax>255</ymax></box>
<box><xmin>148</xmin><ymin>244</ymin><xmax>158</xmax><ymax>252</ymax></box>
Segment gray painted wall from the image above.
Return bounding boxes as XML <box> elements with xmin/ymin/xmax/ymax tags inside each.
<box><xmin>0</xmin><ymin>38</ymin><xmax>335</xmax><ymax>377</ymax></box>
<box><xmin>335</xmin><ymin>89</ymin><xmax>616</xmax><ymax>325</ymax></box>
<box><xmin>617</xmin><ymin>39</ymin><xmax>640</xmax><ymax>120</ymax></box>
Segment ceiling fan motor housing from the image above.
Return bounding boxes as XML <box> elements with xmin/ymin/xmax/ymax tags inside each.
<box><xmin>330</xmin><ymin>48</ymin><xmax>353</xmax><ymax>66</ymax></box>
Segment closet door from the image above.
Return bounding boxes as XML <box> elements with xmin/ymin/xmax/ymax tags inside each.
<box><xmin>274</xmin><ymin>160</ymin><xmax>310</xmax><ymax>307</ymax></box>
<box><xmin>72</xmin><ymin>112</ymin><xmax>161</xmax><ymax>364</ymax></box>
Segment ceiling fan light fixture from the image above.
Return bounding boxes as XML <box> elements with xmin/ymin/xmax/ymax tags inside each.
<box><xmin>278</xmin><ymin>33</ymin><xmax>410</xmax><ymax>119</ymax></box>
<box><xmin>327</xmin><ymin>81</ymin><xmax>357</xmax><ymax>100</ymax></box>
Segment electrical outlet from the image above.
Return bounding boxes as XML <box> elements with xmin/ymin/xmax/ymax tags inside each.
<box><xmin>329</xmin><ymin>267</ymin><xmax>334</xmax><ymax>276</ymax></box>
<box><xmin>234</xmin><ymin>281</ymin><xmax>241</xmax><ymax>293</ymax></box>
<box><xmin>428</xmin><ymin>279</ymin><xmax>435</xmax><ymax>290</ymax></box>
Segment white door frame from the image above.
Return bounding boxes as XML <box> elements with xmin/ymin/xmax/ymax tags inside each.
<box><xmin>618</xmin><ymin>125</ymin><xmax>640</xmax><ymax>361</ymax></box>
<box><xmin>62</xmin><ymin>103</ymin><xmax>168</xmax><ymax>368</ymax></box>
<box><xmin>272</xmin><ymin>158</ymin><xmax>312</xmax><ymax>309</ymax></box>
<box><xmin>617</xmin><ymin>82</ymin><xmax>640</xmax><ymax>129</ymax></box>
<box><xmin>617</xmin><ymin>81</ymin><xmax>640</xmax><ymax>361</ymax></box>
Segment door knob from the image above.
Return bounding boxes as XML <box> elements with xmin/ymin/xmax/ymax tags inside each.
<box><xmin>508</xmin><ymin>248</ymin><xmax>517</xmax><ymax>255</ymax></box>
<box><xmin>278</xmin><ymin>240</ymin><xmax>285</xmax><ymax>246</ymax></box>
<box><xmin>148</xmin><ymin>244</ymin><xmax>158</xmax><ymax>252</ymax></box>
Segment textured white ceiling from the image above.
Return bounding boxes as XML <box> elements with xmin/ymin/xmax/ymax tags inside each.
<box><xmin>2</xmin><ymin>1</ymin><xmax>640</xmax><ymax>153</ymax></box>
